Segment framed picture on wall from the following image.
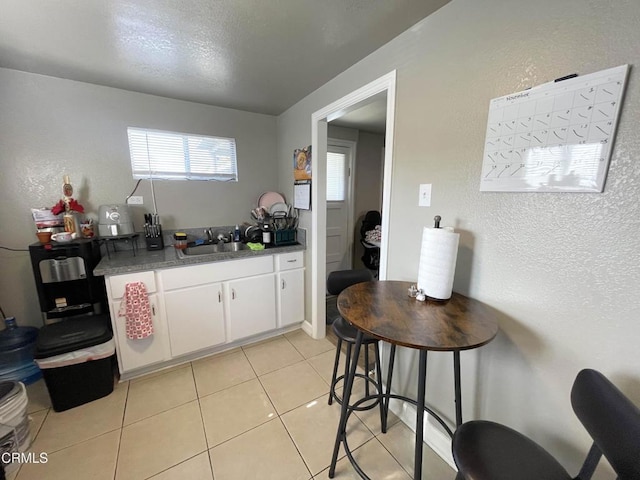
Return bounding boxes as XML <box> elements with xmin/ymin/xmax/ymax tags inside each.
<box><xmin>294</xmin><ymin>146</ymin><xmax>312</xmax><ymax>181</ymax></box>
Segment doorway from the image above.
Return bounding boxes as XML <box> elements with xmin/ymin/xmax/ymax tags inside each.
<box><xmin>325</xmin><ymin>139</ymin><xmax>356</xmax><ymax>284</ymax></box>
<box><xmin>306</xmin><ymin>71</ymin><xmax>396</xmax><ymax>340</ymax></box>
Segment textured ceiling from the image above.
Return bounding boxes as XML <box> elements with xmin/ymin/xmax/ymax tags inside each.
<box><xmin>0</xmin><ymin>0</ymin><xmax>449</xmax><ymax>115</ymax></box>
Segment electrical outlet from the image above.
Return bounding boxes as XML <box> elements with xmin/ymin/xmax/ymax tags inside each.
<box><xmin>418</xmin><ymin>184</ymin><xmax>431</xmax><ymax>207</ymax></box>
<box><xmin>127</xmin><ymin>196</ymin><xmax>143</xmax><ymax>205</ymax></box>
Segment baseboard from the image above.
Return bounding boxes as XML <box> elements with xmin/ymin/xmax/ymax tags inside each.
<box><xmin>388</xmin><ymin>398</ymin><xmax>456</xmax><ymax>470</ymax></box>
<box><xmin>301</xmin><ymin>320</ymin><xmax>314</xmax><ymax>337</ymax></box>
<box><xmin>119</xmin><ymin>324</ymin><xmax>302</xmax><ymax>381</ymax></box>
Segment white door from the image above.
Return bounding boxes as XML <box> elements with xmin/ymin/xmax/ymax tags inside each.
<box><xmin>326</xmin><ymin>141</ymin><xmax>355</xmax><ymax>283</ymax></box>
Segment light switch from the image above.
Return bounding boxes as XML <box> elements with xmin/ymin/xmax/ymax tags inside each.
<box><xmin>418</xmin><ymin>184</ymin><xmax>431</xmax><ymax>207</ymax></box>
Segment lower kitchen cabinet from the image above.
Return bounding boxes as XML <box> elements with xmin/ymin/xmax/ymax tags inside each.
<box><xmin>110</xmin><ymin>294</ymin><xmax>169</xmax><ymax>373</ymax></box>
<box><xmin>105</xmin><ymin>250</ymin><xmax>305</xmax><ymax>378</ymax></box>
<box><xmin>275</xmin><ymin>251</ymin><xmax>305</xmax><ymax>328</ymax></box>
<box><xmin>227</xmin><ymin>274</ymin><xmax>276</xmax><ymax>341</ymax></box>
<box><xmin>164</xmin><ymin>282</ymin><xmax>226</xmax><ymax>357</ymax></box>
<box><xmin>277</xmin><ymin>268</ymin><xmax>305</xmax><ymax>327</ymax></box>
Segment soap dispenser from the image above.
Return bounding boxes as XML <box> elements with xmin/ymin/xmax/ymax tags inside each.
<box><xmin>233</xmin><ymin>225</ymin><xmax>241</xmax><ymax>242</ymax></box>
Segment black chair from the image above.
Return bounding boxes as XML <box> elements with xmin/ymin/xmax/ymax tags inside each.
<box><xmin>326</xmin><ymin>269</ymin><xmax>387</xmax><ymax>429</ymax></box>
<box><xmin>360</xmin><ymin>210</ymin><xmax>381</xmax><ymax>272</ymax></box>
<box><xmin>452</xmin><ymin>369</ymin><xmax>640</xmax><ymax>480</ymax></box>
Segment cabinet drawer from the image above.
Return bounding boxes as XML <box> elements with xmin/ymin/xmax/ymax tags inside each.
<box><xmin>276</xmin><ymin>251</ymin><xmax>304</xmax><ymax>271</ymax></box>
<box><xmin>159</xmin><ymin>255</ymin><xmax>274</xmax><ymax>291</ymax></box>
<box><xmin>109</xmin><ymin>271</ymin><xmax>157</xmax><ymax>299</ymax></box>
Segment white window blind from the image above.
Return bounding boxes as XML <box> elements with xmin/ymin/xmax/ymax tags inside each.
<box><xmin>127</xmin><ymin>127</ymin><xmax>238</xmax><ymax>181</ymax></box>
<box><xmin>327</xmin><ymin>151</ymin><xmax>346</xmax><ymax>201</ymax></box>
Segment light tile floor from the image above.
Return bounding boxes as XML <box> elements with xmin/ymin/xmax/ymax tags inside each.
<box><xmin>8</xmin><ymin>329</ymin><xmax>455</xmax><ymax>480</ymax></box>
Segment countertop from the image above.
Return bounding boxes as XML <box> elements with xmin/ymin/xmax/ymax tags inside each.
<box><xmin>94</xmin><ymin>242</ymin><xmax>306</xmax><ymax>276</ymax></box>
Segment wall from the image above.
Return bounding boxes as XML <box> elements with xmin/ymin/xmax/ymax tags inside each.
<box><xmin>277</xmin><ymin>0</ymin><xmax>640</xmax><ymax>475</ymax></box>
<box><xmin>352</xmin><ymin>130</ymin><xmax>384</xmax><ymax>270</ymax></box>
<box><xmin>0</xmin><ymin>68</ymin><xmax>278</xmax><ymax>328</ymax></box>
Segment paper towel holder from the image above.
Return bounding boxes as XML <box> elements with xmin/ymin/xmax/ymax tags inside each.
<box><xmin>417</xmin><ymin>214</ymin><xmax>459</xmax><ymax>302</ymax></box>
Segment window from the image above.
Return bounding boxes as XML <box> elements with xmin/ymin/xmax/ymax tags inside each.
<box><xmin>127</xmin><ymin>127</ymin><xmax>238</xmax><ymax>181</ymax></box>
<box><xmin>326</xmin><ymin>149</ymin><xmax>347</xmax><ymax>201</ymax></box>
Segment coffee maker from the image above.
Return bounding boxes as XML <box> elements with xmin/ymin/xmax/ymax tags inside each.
<box><xmin>29</xmin><ymin>239</ymin><xmax>107</xmax><ymax>323</ymax></box>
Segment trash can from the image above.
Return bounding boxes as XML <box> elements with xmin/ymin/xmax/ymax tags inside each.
<box><xmin>34</xmin><ymin>315</ymin><xmax>115</xmax><ymax>412</ymax></box>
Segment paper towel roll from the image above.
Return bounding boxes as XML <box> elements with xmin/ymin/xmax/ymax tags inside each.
<box><xmin>417</xmin><ymin>226</ymin><xmax>460</xmax><ymax>300</ymax></box>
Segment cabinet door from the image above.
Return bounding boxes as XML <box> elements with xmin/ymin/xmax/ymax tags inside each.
<box><xmin>278</xmin><ymin>269</ymin><xmax>305</xmax><ymax>327</ymax></box>
<box><xmin>164</xmin><ymin>283</ymin><xmax>226</xmax><ymax>357</ymax></box>
<box><xmin>227</xmin><ymin>274</ymin><xmax>276</xmax><ymax>341</ymax></box>
<box><xmin>112</xmin><ymin>293</ymin><xmax>167</xmax><ymax>373</ymax></box>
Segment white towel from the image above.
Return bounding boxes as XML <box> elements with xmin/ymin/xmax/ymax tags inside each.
<box><xmin>118</xmin><ymin>282</ymin><xmax>154</xmax><ymax>340</ymax></box>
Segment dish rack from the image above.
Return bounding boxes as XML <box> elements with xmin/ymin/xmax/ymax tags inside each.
<box><xmin>273</xmin><ymin>229</ymin><xmax>297</xmax><ymax>246</ymax></box>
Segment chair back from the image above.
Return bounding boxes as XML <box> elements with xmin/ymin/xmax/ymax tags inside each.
<box><xmin>360</xmin><ymin>210</ymin><xmax>381</xmax><ymax>239</ymax></box>
<box><xmin>571</xmin><ymin>369</ymin><xmax>640</xmax><ymax>479</ymax></box>
<box><xmin>327</xmin><ymin>269</ymin><xmax>373</xmax><ymax>296</ymax></box>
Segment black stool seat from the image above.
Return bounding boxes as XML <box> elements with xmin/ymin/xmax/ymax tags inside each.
<box><xmin>332</xmin><ymin>317</ymin><xmax>378</xmax><ymax>344</ymax></box>
<box><xmin>452</xmin><ymin>421</ymin><xmax>571</xmax><ymax>480</ymax></box>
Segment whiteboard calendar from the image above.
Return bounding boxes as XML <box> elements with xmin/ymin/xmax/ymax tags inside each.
<box><xmin>480</xmin><ymin>64</ymin><xmax>629</xmax><ymax>192</ymax></box>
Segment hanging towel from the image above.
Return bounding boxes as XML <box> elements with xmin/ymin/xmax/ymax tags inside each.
<box><xmin>118</xmin><ymin>282</ymin><xmax>154</xmax><ymax>340</ymax></box>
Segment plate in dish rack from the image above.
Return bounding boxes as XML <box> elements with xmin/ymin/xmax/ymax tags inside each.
<box><xmin>269</xmin><ymin>202</ymin><xmax>290</xmax><ymax>216</ymax></box>
<box><xmin>258</xmin><ymin>191</ymin><xmax>286</xmax><ymax>210</ymax></box>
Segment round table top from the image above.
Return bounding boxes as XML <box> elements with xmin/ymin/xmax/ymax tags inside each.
<box><xmin>337</xmin><ymin>280</ymin><xmax>498</xmax><ymax>351</ymax></box>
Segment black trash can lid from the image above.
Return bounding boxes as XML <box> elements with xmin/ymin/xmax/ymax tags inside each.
<box><xmin>35</xmin><ymin>315</ymin><xmax>112</xmax><ymax>359</ymax></box>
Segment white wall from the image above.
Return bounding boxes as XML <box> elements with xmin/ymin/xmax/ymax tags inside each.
<box><xmin>277</xmin><ymin>0</ymin><xmax>640</xmax><ymax>475</ymax></box>
<box><xmin>0</xmin><ymin>68</ymin><xmax>278</xmax><ymax>328</ymax></box>
<box><xmin>352</xmin><ymin>130</ymin><xmax>384</xmax><ymax>270</ymax></box>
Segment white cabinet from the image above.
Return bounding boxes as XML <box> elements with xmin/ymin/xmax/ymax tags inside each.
<box><xmin>105</xmin><ymin>250</ymin><xmax>305</xmax><ymax>377</ymax></box>
<box><xmin>275</xmin><ymin>252</ymin><xmax>305</xmax><ymax>328</ymax></box>
<box><xmin>164</xmin><ymin>283</ymin><xmax>226</xmax><ymax>357</ymax></box>
<box><xmin>227</xmin><ymin>274</ymin><xmax>276</xmax><ymax>341</ymax></box>
<box><xmin>158</xmin><ymin>255</ymin><xmax>277</xmax><ymax>352</ymax></box>
<box><xmin>106</xmin><ymin>271</ymin><xmax>169</xmax><ymax>374</ymax></box>
<box><xmin>277</xmin><ymin>269</ymin><xmax>305</xmax><ymax>327</ymax></box>
<box><xmin>276</xmin><ymin>251</ymin><xmax>304</xmax><ymax>271</ymax></box>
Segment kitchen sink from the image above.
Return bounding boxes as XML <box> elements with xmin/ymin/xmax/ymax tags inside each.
<box><xmin>177</xmin><ymin>242</ymin><xmax>249</xmax><ymax>257</ymax></box>
<box><xmin>225</xmin><ymin>242</ymin><xmax>249</xmax><ymax>252</ymax></box>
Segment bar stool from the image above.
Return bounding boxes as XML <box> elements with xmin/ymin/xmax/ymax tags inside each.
<box><xmin>327</xmin><ymin>270</ymin><xmax>387</xmax><ymax>430</ymax></box>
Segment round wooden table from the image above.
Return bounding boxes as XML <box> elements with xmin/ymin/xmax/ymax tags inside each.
<box><xmin>329</xmin><ymin>281</ymin><xmax>498</xmax><ymax>479</ymax></box>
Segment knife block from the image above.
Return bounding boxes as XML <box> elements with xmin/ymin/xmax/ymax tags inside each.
<box><xmin>145</xmin><ymin>235</ymin><xmax>164</xmax><ymax>251</ymax></box>
<box><xmin>144</xmin><ymin>224</ymin><xmax>164</xmax><ymax>251</ymax></box>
